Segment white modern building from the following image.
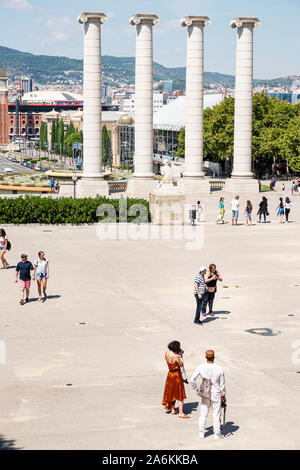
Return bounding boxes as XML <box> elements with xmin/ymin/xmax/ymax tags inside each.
<box><xmin>123</xmin><ymin>92</ymin><xmax>165</xmax><ymax>113</ymax></box>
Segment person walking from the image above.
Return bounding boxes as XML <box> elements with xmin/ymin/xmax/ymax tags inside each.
<box><xmin>190</xmin><ymin>349</ymin><xmax>226</xmax><ymax>441</ymax></box>
<box><xmin>0</xmin><ymin>228</ymin><xmax>9</xmax><ymax>269</ymax></box>
<box><xmin>244</xmin><ymin>200</ymin><xmax>253</xmax><ymax>226</ymax></box>
<box><xmin>202</xmin><ymin>264</ymin><xmax>223</xmax><ymax>317</ymax></box>
<box><xmin>162</xmin><ymin>341</ymin><xmax>189</xmax><ymax>419</ymax></box>
<box><xmin>276</xmin><ymin>197</ymin><xmax>285</xmax><ymax>223</ymax></box>
<box><xmin>33</xmin><ymin>251</ymin><xmax>49</xmax><ymax>301</ymax></box>
<box><xmin>15</xmin><ymin>254</ymin><xmax>34</xmax><ymax>305</ymax></box>
<box><xmin>231</xmin><ymin>195</ymin><xmax>240</xmax><ymax>225</ymax></box>
<box><xmin>257</xmin><ymin>196</ymin><xmax>268</xmax><ymax>223</ymax></box>
<box><xmin>285</xmin><ymin>197</ymin><xmax>292</xmax><ymax>223</ymax></box>
<box><xmin>55</xmin><ymin>180</ymin><xmax>60</xmax><ymax>194</ymax></box>
<box><xmin>50</xmin><ymin>178</ymin><xmax>55</xmax><ymax>192</ymax></box>
<box><xmin>194</xmin><ymin>266</ymin><xmax>207</xmax><ymax>325</ymax></box>
<box><xmin>291</xmin><ymin>181</ymin><xmax>297</xmax><ymax>196</ymax></box>
<box><xmin>217</xmin><ymin>197</ymin><xmax>225</xmax><ymax>224</ymax></box>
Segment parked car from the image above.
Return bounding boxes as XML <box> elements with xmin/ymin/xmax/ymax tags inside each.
<box><xmin>4</xmin><ymin>168</ymin><xmax>13</xmax><ymax>173</ymax></box>
<box><xmin>11</xmin><ymin>158</ymin><xmax>18</xmax><ymax>163</ymax></box>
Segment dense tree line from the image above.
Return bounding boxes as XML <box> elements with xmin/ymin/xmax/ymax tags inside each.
<box><xmin>176</xmin><ymin>92</ymin><xmax>300</xmax><ymax>176</ymax></box>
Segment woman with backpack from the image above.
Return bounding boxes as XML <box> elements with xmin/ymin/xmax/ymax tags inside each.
<box><xmin>0</xmin><ymin>228</ymin><xmax>9</xmax><ymax>269</ymax></box>
<box><xmin>276</xmin><ymin>197</ymin><xmax>285</xmax><ymax>224</ymax></box>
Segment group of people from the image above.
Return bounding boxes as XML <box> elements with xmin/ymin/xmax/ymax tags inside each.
<box><xmin>50</xmin><ymin>178</ymin><xmax>60</xmax><ymax>193</ymax></box>
<box><xmin>216</xmin><ymin>195</ymin><xmax>293</xmax><ymax>225</ymax></box>
<box><xmin>194</xmin><ymin>264</ymin><xmax>222</xmax><ymax>324</ymax></box>
<box><xmin>162</xmin><ymin>343</ymin><xmax>226</xmax><ymax>440</ymax></box>
<box><xmin>1</xmin><ymin>229</ymin><xmax>49</xmax><ymax>305</ymax></box>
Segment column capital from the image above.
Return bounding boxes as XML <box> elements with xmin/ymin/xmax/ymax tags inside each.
<box><xmin>129</xmin><ymin>13</ymin><xmax>160</xmax><ymax>26</ymax></box>
<box><xmin>181</xmin><ymin>15</ymin><xmax>211</xmax><ymax>27</ymax></box>
<box><xmin>78</xmin><ymin>12</ymin><xmax>107</xmax><ymax>25</ymax></box>
<box><xmin>230</xmin><ymin>17</ymin><xmax>260</xmax><ymax>28</ymax></box>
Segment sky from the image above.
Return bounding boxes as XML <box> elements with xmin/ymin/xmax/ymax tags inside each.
<box><xmin>0</xmin><ymin>0</ymin><xmax>299</xmax><ymax>79</ymax></box>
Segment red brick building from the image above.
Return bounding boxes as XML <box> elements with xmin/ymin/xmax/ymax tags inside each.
<box><xmin>0</xmin><ymin>66</ymin><xmax>9</xmax><ymax>146</ymax></box>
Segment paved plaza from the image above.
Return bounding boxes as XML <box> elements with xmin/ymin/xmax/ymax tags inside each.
<box><xmin>0</xmin><ymin>190</ymin><xmax>300</xmax><ymax>450</ymax></box>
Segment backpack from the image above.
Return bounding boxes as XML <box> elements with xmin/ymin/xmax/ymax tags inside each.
<box><xmin>6</xmin><ymin>240</ymin><xmax>11</xmax><ymax>251</ymax></box>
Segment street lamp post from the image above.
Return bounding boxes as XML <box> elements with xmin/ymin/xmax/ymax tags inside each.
<box><xmin>72</xmin><ymin>173</ymin><xmax>78</xmax><ymax>199</ymax></box>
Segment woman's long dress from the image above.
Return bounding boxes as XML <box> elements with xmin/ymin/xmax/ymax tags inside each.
<box><xmin>162</xmin><ymin>362</ymin><xmax>186</xmax><ymax>410</ymax></box>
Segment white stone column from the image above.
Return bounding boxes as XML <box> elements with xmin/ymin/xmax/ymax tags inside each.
<box><xmin>77</xmin><ymin>12</ymin><xmax>108</xmax><ymax>197</ymax></box>
<box><xmin>181</xmin><ymin>16</ymin><xmax>210</xmax><ymax>182</ymax></box>
<box><xmin>231</xmin><ymin>17</ymin><xmax>260</xmax><ymax>179</ymax></box>
<box><xmin>126</xmin><ymin>14</ymin><xmax>159</xmax><ymax>199</ymax></box>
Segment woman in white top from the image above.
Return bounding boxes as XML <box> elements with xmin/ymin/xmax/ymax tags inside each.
<box><xmin>33</xmin><ymin>251</ymin><xmax>49</xmax><ymax>301</ymax></box>
<box><xmin>0</xmin><ymin>228</ymin><xmax>9</xmax><ymax>269</ymax></box>
<box><xmin>196</xmin><ymin>200</ymin><xmax>204</xmax><ymax>222</ymax></box>
<box><xmin>285</xmin><ymin>197</ymin><xmax>292</xmax><ymax>223</ymax></box>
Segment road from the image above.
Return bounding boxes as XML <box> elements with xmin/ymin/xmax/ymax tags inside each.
<box><xmin>0</xmin><ymin>154</ymin><xmax>36</xmax><ymax>174</ymax></box>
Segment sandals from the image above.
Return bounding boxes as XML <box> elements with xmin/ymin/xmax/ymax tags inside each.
<box><xmin>178</xmin><ymin>414</ymin><xmax>190</xmax><ymax>419</ymax></box>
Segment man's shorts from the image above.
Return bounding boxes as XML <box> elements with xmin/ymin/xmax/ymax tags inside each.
<box><xmin>19</xmin><ymin>280</ymin><xmax>31</xmax><ymax>289</ymax></box>
<box><xmin>232</xmin><ymin>210</ymin><xmax>239</xmax><ymax>218</ymax></box>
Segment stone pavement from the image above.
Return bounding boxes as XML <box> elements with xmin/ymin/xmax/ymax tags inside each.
<box><xmin>0</xmin><ymin>189</ymin><xmax>300</xmax><ymax>450</ymax></box>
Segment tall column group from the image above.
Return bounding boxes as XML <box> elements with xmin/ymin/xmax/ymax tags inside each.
<box><xmin>76</xmin><ymin>11</ymin><xmax>261</xmax><ymax>198</ymax></box>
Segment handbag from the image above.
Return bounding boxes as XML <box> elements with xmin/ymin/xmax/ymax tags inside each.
<box><xmin>197</xmin><ymin>369</ymin><xmax>212</xmax><ymax>399</ymax></box>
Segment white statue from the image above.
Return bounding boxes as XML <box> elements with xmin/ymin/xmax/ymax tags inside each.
<box><xmin>156</xmin><ymin>159</ymin><xmax>184</xmax><ymax>194</ymax></box>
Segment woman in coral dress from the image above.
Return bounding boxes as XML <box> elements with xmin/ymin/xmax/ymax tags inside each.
<box><xmin>162</xmin><ymin>341</ymin><xmax>189</xmax><ymax>418</ymax></box>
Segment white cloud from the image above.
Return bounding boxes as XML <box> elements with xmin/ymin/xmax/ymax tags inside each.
<box><xmin>0</xmin><ymin>0</ymin><xmax>32</xmax><ymax>9</ymax></box>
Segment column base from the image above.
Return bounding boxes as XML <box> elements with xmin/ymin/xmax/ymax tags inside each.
<box><xmin>76</xmin><ymin>177</ymin><xmax>108</xmax><ymax>198</ymax></box>
<box><xmin>149</xmin><ymin>192</ymin><xmax>186</xmax><ymax>225</ymax></box>
<box><xmin>126</xmin><ymin>177</ymin><xmax>158</xmax><ymax>200</ymax></box>
<box><xmin>225</xmin><ymin>177</ymin><xmax>259</xmax><ymax>194</ymax></box>
<box><xmin>183</xmin><ymin>178</ymin><xmax>210</xmax><ymax>201</ymax></box>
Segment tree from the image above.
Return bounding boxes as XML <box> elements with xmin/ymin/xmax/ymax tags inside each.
<box><xmin>102</xmin><ymin>125</ymin><xmax>111</xmax><ymax>166</ymax></box>
<box><xmin>50</xmin><ymin>120</ymin><xmax>56</xmax><ymax>152</ymax></box>
<box><xmin>176</xmin><ymin>127</ymin><xmax>185</xmax><ymax>158</ymax></box>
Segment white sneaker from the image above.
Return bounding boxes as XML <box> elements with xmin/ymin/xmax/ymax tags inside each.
<box><xmin>199</xmin><ymin>432</ymin><xmax>204</xmax><ymax>439</ymax></box>
<box><xmin>214</xmin><ymin>434</ymin><xmax>224</xmax><ymax>441</ymax></box>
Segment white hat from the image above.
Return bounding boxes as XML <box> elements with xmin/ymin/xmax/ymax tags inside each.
<box><xmin>199</xmin><ymin>266</ymin><xmax>207</xmax><ymax>272</ymax></box>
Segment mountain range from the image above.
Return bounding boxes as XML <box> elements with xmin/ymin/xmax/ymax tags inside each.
<box><xmin>0</xmin><ymin>45</ymin><xmax>295</xmax><ymax>89</ymax></box>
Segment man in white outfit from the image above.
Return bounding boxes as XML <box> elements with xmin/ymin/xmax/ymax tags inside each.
<box><xmin>190</xmin><ymin>349</ymin><xmax>226</xmax><ymax>440</ymax></box>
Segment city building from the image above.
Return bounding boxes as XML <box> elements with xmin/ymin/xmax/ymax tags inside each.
<box><xmin>21</xmin><ymin>76</ymin><xmax>33</xmax><ymax>94</ymax></box>
<box><xmin>268</xmin><ymin>92</ymin><xmax>300</xmax><ymax>104</ymax></box>
<box><xmin>0</xmin><ymin>66</ymin><xmax>9</xmax><ymax>146</ymax></box>
<box><xmin>163</xmin><ymin>80</ymin><xmax>173</xmax><ymax>93</ymax></box>
<box><xmin>123</xmin><ymin>92</ymin><xmax>165</xmax><ymax>113</ymax></box>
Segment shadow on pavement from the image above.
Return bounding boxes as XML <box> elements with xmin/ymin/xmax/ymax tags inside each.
<box><xmin>0</xmin><ymin>435</ymin><xmax>21</xmax><ymax>450</ymax></box>
<box><xmin>184</xmin><ymin>402</ymin><xmax>199</xmax><ymax>415</ymax></box>
<box><xmin>205</xmin><ymin>421</ymin><xmax>239</xmax><ymax>438</ymax></box>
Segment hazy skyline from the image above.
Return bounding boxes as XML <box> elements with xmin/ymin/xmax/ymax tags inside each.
<box><xmin>0</xmin><ymin>0</ymin><xmax>299</xmax><ymax>79</ymax></box>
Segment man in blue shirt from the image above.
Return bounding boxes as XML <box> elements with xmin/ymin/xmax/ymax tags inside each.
<box><xmin>194</xmin><ymin>266</ymin><xmax>207</xmax><ymax>325</ymax></box>
<box><xmin>15</xmin><ymin>254</ymin><xmax>34</xmax><ymax>305</ymax></box>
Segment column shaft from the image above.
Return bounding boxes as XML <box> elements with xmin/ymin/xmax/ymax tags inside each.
<box><xmin>185</xmin><ymin>24</ymin><xmax>204</xmax><ymax>178</ymax></box>
<box><xmin>134</xmin><ymin>21</ymin><xmax>154</xmax><ymax>178</ymax></box>
<box><xmin>231</xmin><ymin>18</ymin><xmax>260</xmax><ymax>178</ymax></box>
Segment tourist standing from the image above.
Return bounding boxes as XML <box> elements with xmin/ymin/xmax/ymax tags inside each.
<box><xmin>190</xmin><ymin>349</ymin><xmax>226</xmax><ymax>441</ymax></box>
<box><xmin>291</xmin><ymin>181</ymin><xmax>297</xmax><ymax>196</ymax></box>
<box><xmin>50</xmin><ymin>178</ymin><xmax>55</xmax><ymax>192</ymax></box>
<box><xmin>270</xmin><ymin>176</ymin><xmax>276</xmax><ymax>191</ymax></box>
<box><xmin>244</xmin><ymin>200</ymin><xmax>253</xmax><ymax>226</ymax></box>
<box><xmin>231</xmin><ymin>195</ymin><xmax>240</xmax><ymax>225</ymax></box>
<box><xmin>0</xmin><ymin>228</ymin><xmax>9</xmax><ymax>269</ymax></box>
<box><xmin>285</xmin><ymin>197</ymin><xmax>292</xmax><ymax>223</ymax></box>
<box><xmin>276</xmin><ymin>197</ymin><xmax>285</xmax><ymax>223</ymax></box>
<box><xmin>202</xmin><ymin>264</ymin><xmax>222</xmax><ymax>317</ymax></box>
<box><xmin>257</xmin><ymin>196</ymin><xmax>268</xmax><ymax>223</ymax></box>
<box><xmin>15</xmin><ymin>254</ymin><xmax>34</xmax><ymax>305</ymax></box>
<box><xmin>162</xmin><ymin>341</ymin><xmax>189</xmax><ymax>419</ymax></box>
<box><xmin>217</xmin><ymin>197</ymin><xmax>225</xmax><ymax>224</ymax></box>
<box><xmin>33</xmin><ymin>251</ymin><xmax>49</xmax><ymax>301</ymax></box>
<box><xmin>55</xmin><ymin>180</ymin><xmax>60</xmax><ymax>194</ymax></box>
<box><xmin>196</xmin><ymin>200</ymin><xmax>204</xmax><ymax>222</ymax></box>
<box><xmin>194</xmin><ymin>266</ymin><xmax>207</xmax><ymax>325</ymax></box>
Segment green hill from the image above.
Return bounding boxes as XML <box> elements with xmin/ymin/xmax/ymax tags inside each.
<box><xmin>0</xmin><ymin>45</ymin><xmax>294</xmax><ymax>89</ymax></box>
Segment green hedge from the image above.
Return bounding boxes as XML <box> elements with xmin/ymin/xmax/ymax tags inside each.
<box><xmin>0</xmin><ymin>196</ymin><xmax>150</xmax><ymax>224</ymax></box>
